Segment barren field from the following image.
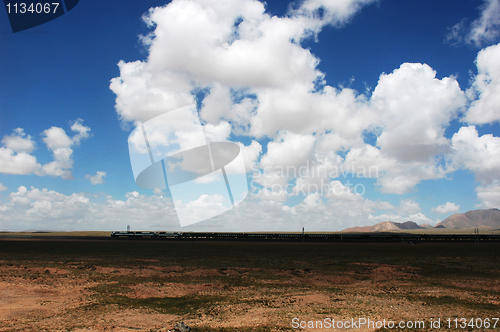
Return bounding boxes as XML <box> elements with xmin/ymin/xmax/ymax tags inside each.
<box><xmin>0</xmin><ymin>239</ymin><xmax>499</xmax><ymax>331</ymax></box>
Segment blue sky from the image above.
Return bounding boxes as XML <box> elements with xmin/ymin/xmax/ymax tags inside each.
<box><xmin>1</xmin><ymin>0</ymin><xmax>500</xmax><ymax>231</ymax></box>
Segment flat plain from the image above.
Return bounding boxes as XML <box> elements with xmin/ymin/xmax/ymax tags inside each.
<box><xmin>0</xmin><ymin>237</ymin><xmax>499</xmax><ymax>331</ymax></box>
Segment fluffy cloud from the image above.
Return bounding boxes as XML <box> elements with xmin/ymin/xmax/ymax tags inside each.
<box><xmin>71</xmin><ymin>118</ymin><xmax>92</xmax><ymax>144</ymax></box>
<box><xmin>368</xmin><ymin>212</ymin><xmax>435</xmax><ymax>226</ymax></box>
<box><xmin>432</xmin><ymin>202</ymin><xmax>460</xmax><ymax>214</ymax></box>
<box><xmin>293</xmin><ymin>0</ymin><xmax>377</xmax><ymax>28</ymax></box>
<box><xmin>0</xmin><ymin>120</ymin><xmax>91</xmax><ymax>179</ymax></box>
<box><xmin>254</xmin><ymin>131</ymin><xmax>316</xmax><ymax>193</ymax></box>
<box><xmin>361</xmin><ymin>64</ymin><xmax>464</xmax><ymax>193</ymax></box>
<box><xmin>372</xmin><ymin>63</ymin><xmax>465</xmax><ymax>163</ymax></box>
<box><xmin>238</xmin><ymin>140</ymin><xmax>262</xmax><ymax>172</ymax></box>
<box><xmin>260</xmin><ymin>131</ymin><xmax>316</xmax><ymax>169</ymax></box>
<box><xmin>0</xmin><ymin>147</ymin><xmax>41</xmax><ymax>175</ymax></box>
<box><xmin>450</xmin><ymin>126</ymin><xmax>500</xmax><ymax>209</ymax></box>
<box><xmin>0</xmin><ymin>183</ymin><xmax>6</xmax><ymax>192</ymax></box>
<box><xmin>42</xmin><ymin>127</ymin><xmax>73</xmax><ymax>149</ymax></box>
<box><xmin>466</xmin><ymin>0</ymin><xmax>500</xmax><ymax>47</ymax></box>
<box><xmin>202</xmin><ymin>121</ymin><xmax>232</xmax><ymax>142</ymax></box>
<box><xmin>446</xmin><ymin>0</ymin><xmax>500</xmax><ymax>47</ymax></box>
<box><xmin>0</xmin><ymin>186</ymin><xmax>178</xmax><ymax>232</ymax></box>
<box><xmin>110</xmin><ymin>0</ymin><xmax>378</xmax><ymax>127</ymax></box>
<box><xmin>450</xmin><ymin>125</ymin><xmax>500</xmax><ymax>185</ymax></box>
<box><xmin>465</xmin><ymin>42</ymin><xmax>500</xmax><ymax>124</ymax></box>
<box><xmin>248</xmin><ymin>84</ymin><xmax>374</xmax><ymax>138</ymax></box>
<box><xmin>110</xmin><ymin>0</ymin><xmax>338</xmax><ymax>124</ymax></box>
<box><xmin>142</xmin><ymin>0</ymin><xmax>317</xmax><ymax>88</ymax></box>
<box><xmin>254</xmin><ymin>62</ymin><xmax>466</xmax><ymax>195</ymax></box>
<box><xmin>173</xmin><ymin>194</ymin><xmax>229</xmax><ymax>224</ymax></box>
<box><xmin>86</xmin><ymin>171</ymin><xmax>107</xmax><ymax>185</ymax></box>
<box><xmin>1</xmin><ymin>128</ymin><xmax>36</xmax><ymax>153</ymax></box>
<box><xmin>364</xmin><ymin>199</ymin><xmax>437</xmax><ymax>226</ymax></box>
<box><xmin>38</xmin><ymin>119</ymin><xmax>92</xmax><ymax>179</ymax></box>
<box><xmin>475</xmin><ymin>180</ymin><xmax>500</xmax><ymax>208</ymax></box>
<box><xmin>335</xmin><ymin>63</ymin><xmax>466</xmax><ymax>194</ymax></box>
<box><xmin>397</xmin><ymin>199</ymin><xmax>422</xmax><ymax>215</ymax></box>
<box><xmin>0</xmin><ymin>128</ymin><xmax>41</xmax><ymax>175</ymax></box>
<box><xmin>110</xmin><ymin>60</ymin><xmax>194</xmax><ymax>124</ymax></box>
<box><xmin>200</xmin><ymin>84</ymin><xmax>257</xmax><ymax>135</ymax></box>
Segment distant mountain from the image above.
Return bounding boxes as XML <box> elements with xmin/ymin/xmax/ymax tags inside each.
<box><xmin>340</xmin><ymin>208</ymin><xmax>500</xmax><ymax>232</ymax></box>
<box><xmin>342</xmin><ymin>221</ymin><xmax>423</xmax><ymax>233</ymax></box>
<box><xmin>395</xmin><ymin>221</ymin><xmax>425</xmax><ymax>230</ymax></box>
<box><xmin>435</xmin><ymin>208</ymin><xmax>500</xmax><ymax>229</ymax></box>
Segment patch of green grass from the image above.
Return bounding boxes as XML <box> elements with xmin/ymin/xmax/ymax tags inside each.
<box><xmin>81</xmin><ymin>290</ymin><xmax>225</xmax><ymax>316</ymax></box>
<box><xmin>85</xmin><ymin>280</ymin><xmax>227</xmax><ymax>316</ymax></box>
<box><xmin>125</xmin><ymin>295</ymin><xmax>224</xmax><ymax>315</ymax></box>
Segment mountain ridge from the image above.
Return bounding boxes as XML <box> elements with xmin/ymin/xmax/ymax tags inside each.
<box><xmin>435</xmin><ymin>208</ymin><xmax>500</xmax><ymax>229</ymax></box>
<box><xmin>341</xmin><ymin>208</ymin><xmax>500</xmax><ymax>232</ymax></box>
<box><xmin>342</xmin><ymin>220</ymin><xmax>423</xmax><ymax>233</ymax></box>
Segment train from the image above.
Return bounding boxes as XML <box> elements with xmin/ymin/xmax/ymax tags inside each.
<box><xmin>110</xmin><ymin>231</ymin><xmax>183</xmax><ymax>238</ymax></box>
<box><xmin>110</xmin><ymin>231</ymin><xmax>500</xmax><ymax>242</ymax></box>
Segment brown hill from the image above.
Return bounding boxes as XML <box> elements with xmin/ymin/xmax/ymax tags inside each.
<box><xmin>342</xmin><ymin>221</ymin><xmax>423</xmax><ymax>232</ymax></box>
<box><xmin>435</xmin><ymin>208</ymin><xmax>500</xmax><ymax>229</ymax></box>
<box><xmin>341</xmin><ymin>225</ymin><xmax>374</xmax><ymax>232</ymax></box>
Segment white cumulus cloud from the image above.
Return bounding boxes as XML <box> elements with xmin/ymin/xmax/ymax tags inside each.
<box><xmin>1</xmin><ymin>128</ymin><xmax>36</xmax><ymax>153</ymax></box>
<box><xmin>38</xmin><ymin>119</ymin><xmax>91</xmax><ymax>179</ymax></box>
<box><xmin>260</xmin><ymin>131</ymin><xmax>316</xmax><ymax>170</ymax></box>
<box><xmin>0</xmin><ymin>186</ymin><xmax>179</xmax><ymax>231</ymax></box>
<box><xmin>450</xmin><ymin>125</ymin><xmax>500</xmax><ymax>185</ymax></box>
<box><xmin>446</xmin><ymin>0</ymin><xmax>500</xmax><ymax>47</ymax></box>
<box><xmin>0</xmin><ymin>120</ymin><xmax>91</xmax><ymax>179</ymax></box>
<box><xmin>0</xmin><ymin>146</ymin><xmax>41</xmax><ymax>175</ymax></box>
<box><xmin>465</xmin><ymin>42</ymin><xmax>500</xmax><ymax>124</ymax></box>
<box><xmin>397</xmin><ymin>199</ymin><xmax>422</xmax><ymax>215</ymax></box>
<box><xmin>372</xmin><ymin>63</ymin><xmax>465</xmax><ymax>163</ymax></box>
<box><xmin>86</xmin><ymin>171</ymin><xmax>107</xmax><ymax>185</ymax></box>
<box><xmin>432</xmin><ymin>202</ymin><xmax>460</xmax><ymax>214</ymax></box>
<box><xmin>0</xmin><ymin>128</ymin><xmax>41</xmax><ymax>175</ymax></box>
<box><xmin>467</xmin><ymin>0</ymin><xmax>500</xmax><ymax>47</ymax></box>
<box><xmin>475</xmin><ymin>180</ymin><xmax>500</xmax><ymax>208</ymax></box>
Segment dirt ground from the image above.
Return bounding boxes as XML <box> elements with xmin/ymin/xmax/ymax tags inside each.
<box><xmin>0</xmin><ymin>240</ymin><xmax>499</xmax><ymax>331</ymax></box>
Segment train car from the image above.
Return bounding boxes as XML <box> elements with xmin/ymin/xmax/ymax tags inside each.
<box><xmin>110</xmin><ymin>231</ymin><xmax>158</xmax><ymax>238</ymax></box>
<box><xmin>157</xmin><ymin>232</ymin><xmax>182</xmax><ymax>238</ymax></box>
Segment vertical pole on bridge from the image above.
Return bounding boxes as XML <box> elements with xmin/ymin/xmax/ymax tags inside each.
<box><xmin>302</xmin><ymin>227</ymin><xmax>305</xmax><ymax>244</ymax></box>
